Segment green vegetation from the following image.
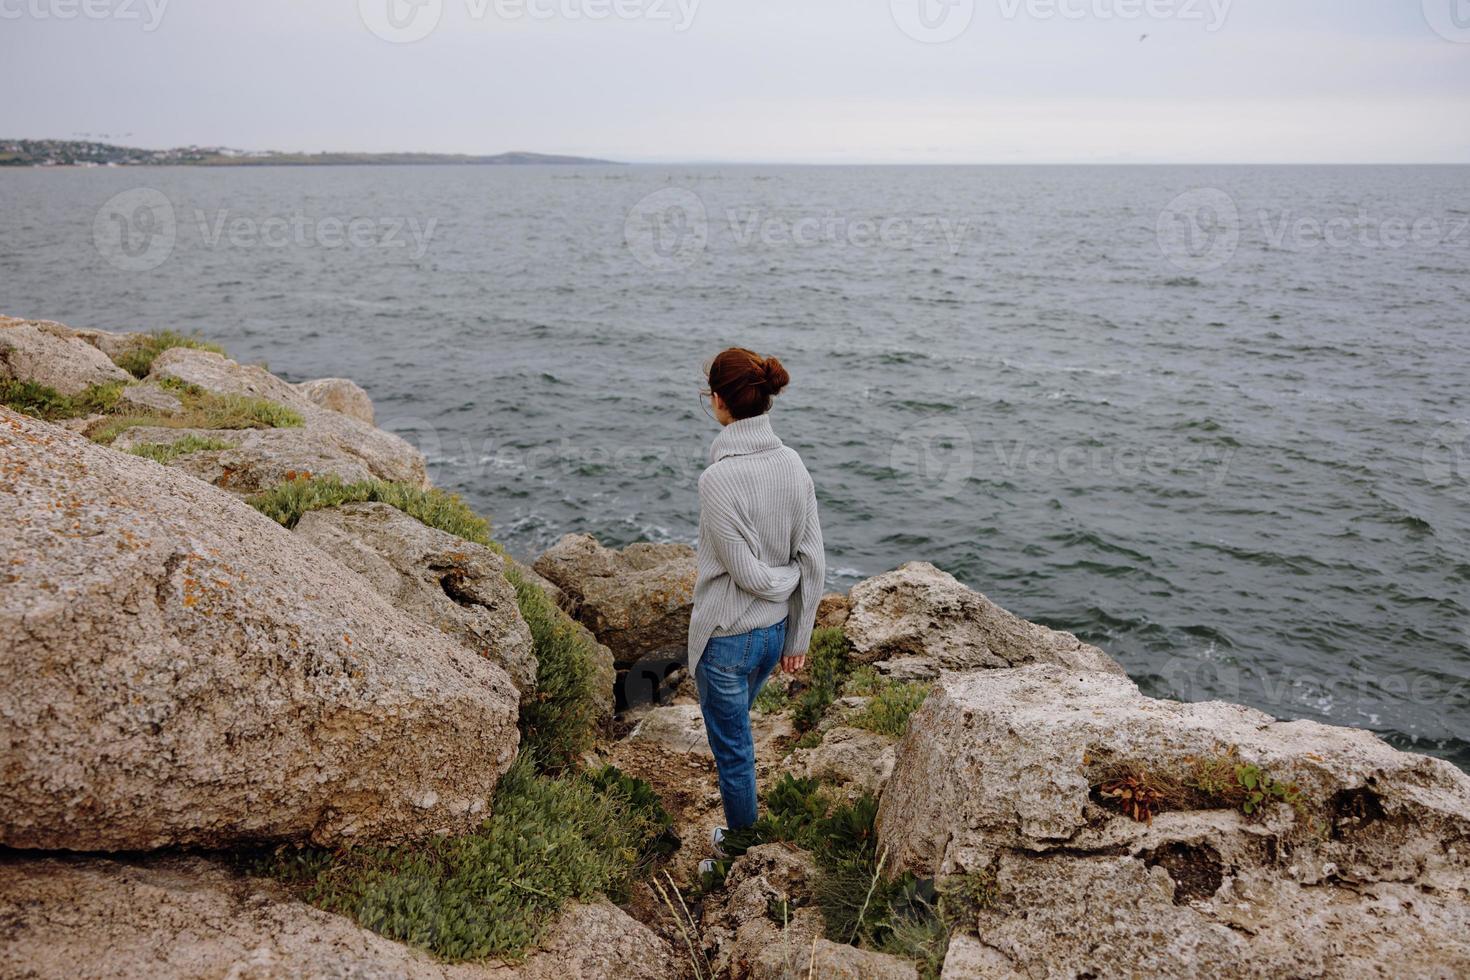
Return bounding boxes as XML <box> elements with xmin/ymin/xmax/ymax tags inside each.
<box><xmin>257</xmin><ymin>756</ymin><xmax>669</xmax><ymax>962</ymax></box>
<box><xmin>849</xmin><ymin>681</ymin><xmax>932</xmax><ymax>738</ymax></box>
<box><xmin>112</xmin><ymin>330</ymin><xmax>226</xmax><ymax>379</ymax></box>
<box><xmin>128</xmin><ymin>435</ymin><xmax>233</xmax><ymax>464</ymax></box>
<box><xmin>0</xmin><ymin>379</ymin><xmax>124</xmax><ymax>420</ymax></box>
<box><xmin>793</xmin><ymin>628</ymin><xmax>856</xmax><ymax>730</ymax></box>
<box><xmin>249</xmin><ymin>475</ymin><xmax>493</xmax><ymax>542</ymax></box>
<box><xmin>89</xmin><ymin>389</ymin><xmax>302</xmax><ymax>445</ymax></box>
<box><xmin>753</xmin><ymin>680</ymin><xmax>790</xmax><ymax>715</ymax></box>
<box><xmin>711</xmin><ymin>773</ymin><xmax>974</xmax><ymax>979</ymax></box>
<box><xmin>785</xmin><ymin>631</ymin><xmax>931</xmax><ymax>738</ymax></box>
<box><xmin>1095</xmin><ymin>747</ymin><xmax>1315</xmax><ymax>830</ymax></box>
<box><xmin>506</xmin><ymin>565</ymin><xmax>604</xmax><ymax>766</ymax></box>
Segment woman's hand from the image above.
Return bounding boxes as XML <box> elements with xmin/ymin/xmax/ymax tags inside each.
<box><xmin>781</xmin><ymin>652</ymin><xmax>807</xmax><ymax>675</ymax></box>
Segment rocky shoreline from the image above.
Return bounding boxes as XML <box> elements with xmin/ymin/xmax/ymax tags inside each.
<box><xmin>2</xmin><ymin>314</ymin><xmax>1468</xmax><ymax>979</ymax></box>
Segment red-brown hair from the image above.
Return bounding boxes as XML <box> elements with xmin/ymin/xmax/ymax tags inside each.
<box><xmin>706</xmin><ymin>347</ymin><xmax>790</xmax><ymax>421</ymax></box>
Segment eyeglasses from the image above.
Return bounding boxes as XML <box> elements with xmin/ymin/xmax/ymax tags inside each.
<box><xmin>699</xmin><ymin>387</ymin><xmax>715</xmax><ymax>421</ymax></box>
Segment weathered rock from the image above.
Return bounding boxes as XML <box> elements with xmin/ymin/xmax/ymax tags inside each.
<box><xmin>0</xmin><ymin>855</ymin><xmax>677</xmax><ymax>980</ymax></box>
<box><xmin>879</xmin><ymin>665</ymin><xmax>1470</xmax><ymax>978</ymax></box>
<box><xmin>110</xmin><ymin>424</ymin><xmax>392</xmax><ymax>491</ymax></box>
<box><xmin>533</xmin><ymin>533</ymin><xmax>695</xmax><ymax>664</ymax></box>
<box><xmin>780</xmin><ymin>726</ymin><xmax>896</xmax><ymax>798</ymax></box>
<box><xmin>0</xmin><ymin>409</ymin><xmax>520</xmax><ymax>850</ymax></box>
<box><xmin>816</xmin><ymin>591</ymin><xmax>850</xmax><ymax>630</ymax></box>
<box><xmin>70</xmin><ymin>324</ymin><xmax>147</xmax><ymax>361</ymax></box>
<box><xmin>0</xmin><ymin>315</ymin><xmax>131</xmax><ymax>394</ymax></box>
<box><xmin>295</xmin><ymin>502</ymin><xmax>536</xmax><ymax>698</ymax></box>
<box><xmin>115</xmin><ymin>382</ymin><xmax>183</xmax><ymax>414</ymax></box>
<box><xmin>846</xmin><ymin>562</ymin><xmax>1125</xmax><ymax>675</ymax></box>
<box><xmin>702</xmin><ymin>845</ymin><xmax>919</xmax><ymax>980</ymax></box>
<box><xmin>142</xmin><ymin>347</ymin><xmax>428</xmax><ymax>489</ymax></box>
<box><xmin>298</xmin><ymin>376</ymin><xmax>375</xmax><ymax>423</ymax></box>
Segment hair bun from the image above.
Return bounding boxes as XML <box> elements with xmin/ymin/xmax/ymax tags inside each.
<box><xmin>761</xmin><ymin>355</ymin><xmax>791</xmax><ymax>396</ymax></box>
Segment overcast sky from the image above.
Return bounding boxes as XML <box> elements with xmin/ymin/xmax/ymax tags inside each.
<box><xmin>4</xmin><ymin>0</ymin><xmax>1469</xmax><ymax>163</ymax></box>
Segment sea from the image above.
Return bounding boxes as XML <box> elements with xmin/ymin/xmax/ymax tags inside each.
<box><xmin>2</xmin><ymin>163</ymin><xmax>1466</xmax><ymax>767</ymax></box>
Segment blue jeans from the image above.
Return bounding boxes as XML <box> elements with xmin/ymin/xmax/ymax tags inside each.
<box><xmin>696</xmin><ymin>618</ymin><xmax>788</xmax><ymax>830</ymax></box>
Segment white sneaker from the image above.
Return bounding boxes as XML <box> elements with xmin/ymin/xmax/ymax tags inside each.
<box><xmin>711</xmin><ymin>826</ymin><xmax>728</xmax><ymax>858</ymax></box>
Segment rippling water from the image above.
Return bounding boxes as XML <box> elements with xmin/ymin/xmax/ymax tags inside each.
<box><xmin>2</xmin><ymin>164</ymin><xmax>1466</xmax><ymax>766</ymax></box>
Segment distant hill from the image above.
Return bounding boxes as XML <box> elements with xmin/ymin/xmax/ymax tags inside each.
<box><xmin>0</xmin><ymin>140</ymin><xmax>620</xmax><ymax>168</ymax></box>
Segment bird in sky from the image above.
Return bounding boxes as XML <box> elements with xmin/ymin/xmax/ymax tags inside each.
<box><xmin>1139</xmin><ymin>34</ymin><xmax>1149</xmax><ymax>42</ymax></box>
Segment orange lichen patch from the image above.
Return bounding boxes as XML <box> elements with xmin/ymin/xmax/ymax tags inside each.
<box><xmin>283</xmin><ymin>470</ymin><xmax>314</xmax><ymax>481</ymax></box>
<box><xmin>343</xmin><ymin>633</ymin><xmax>352</xmax><ymax>645</ymax></box>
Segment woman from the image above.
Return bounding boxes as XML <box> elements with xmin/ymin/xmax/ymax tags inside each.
<box><xmin>690</xmin><ymin>348</ymin><xmax>825</xmax><ymax>867</ymax></box>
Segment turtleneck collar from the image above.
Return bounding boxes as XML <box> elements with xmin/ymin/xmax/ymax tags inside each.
<box><xmin>709</xmin><ymin>413</ymin><xmax>783</xmax><ymax>464</ymax></box>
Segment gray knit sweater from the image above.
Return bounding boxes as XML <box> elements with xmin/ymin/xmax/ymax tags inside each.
<box><xmin>687</xmin><ymin>414</ymin><xmax>825</xmax><ymax>672</ymax></box>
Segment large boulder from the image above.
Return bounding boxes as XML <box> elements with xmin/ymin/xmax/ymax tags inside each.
<box><xmin>0</xmin><ymin>315</ymin><xmax>131</xmax><ymax>394</ymax></box>
<box><xmin>294</xmin><ymin>502</ymin><xmax>537</xmax><ymax>698</ymax></box>
<box><xmin>297</xmin><ymin>376</ymin><xmax>375</xmax><ymax>423</ymax></box>
<box><xmin>533</xmin><ymin>533</ymin><xmax>695</xmax><ymax>665</ymax></box>
<box><xmin>845</xmin><ymin>562</ymin><xmax>1125</xmax><ymax>676</ymax></box>
<box><xmin>0</xmin><ymin>408</ymin><xmax>520</xmax><ymax>850</ymax></box>
<box><xmin>879</xmin><ymin>665</ymin><xmax>1470</xmax><ymax>977</ymax></box>
<box><xmin>140</xmin><ymin>346</ymin><xmax>427</xmax><ymax>490</ymax></box>
<box><xmin>0</xmin><ymin>855</ymin><xmax>678</xmax><ymax>980</ymax></box>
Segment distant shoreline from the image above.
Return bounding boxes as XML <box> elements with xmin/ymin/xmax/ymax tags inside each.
<box><xmin>0</xmin><ymin>140</ymin><xmax>620</xmax><ymax>169</ymax></box>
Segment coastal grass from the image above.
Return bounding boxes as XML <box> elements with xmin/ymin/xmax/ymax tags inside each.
<box><xmin>87</xmin><ymin>387</ymin><xmax>303</xmax><ymax>445</ymax></box>
<box><xmin>248</xmin><ymin>474</ymin><xmax>494</xmax><ymax>543</ymax></box>
<box><xmin>0</xmin><ymin>379</ymin><xmax>124</xmax><ymax>420</ymax></box>
<box><xmin>247</xmin><ymin>474</ymin><xmax>605</xmax><ymax>767</ymax></box>
<box><xmin>112</xmin><ymin>329</ymin><xmax>226</xmax><ymax>378</ymax></box>
<box><xmin>256</xmin><ymin>755</ymin><xmax>671</xmax><ymax>962</ymax></box>
<box><xmin>128</xmin><ymin>434</ymin><xmax>234</xmax><ymax>464</ymax></box>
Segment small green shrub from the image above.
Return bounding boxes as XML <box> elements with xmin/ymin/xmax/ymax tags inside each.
<box><xmin>113</xmin><ymin>329</ymin><xmax>226</xmax><ymax>379</ymax></box>
<box><xmin>793</xmin><ymin>628</ymin><xmax>855</xmax><ymax>731</ymax></box>
<box><xmin>129</xmin><ymin>435</ymin><xmax>233</xmax><ymax>464</ymax></box>
<box><xmin>256</xmin><ymin>755</ymin><xmax>668</xmax><ymax>962</ymax></box>
<box><xmin>753</xmin><ymin>681</ymin><xmax>790</xmax><ymax>715</ymax></box>
<box><xmin>0</xmin><ymin>379</ymin><xmax>124</xmax><ymax>420</ymax></box>
<box><xmin>848</xmin><ymin>681</ymin><xmax>931</xmax><ymax>738</ymax></box>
